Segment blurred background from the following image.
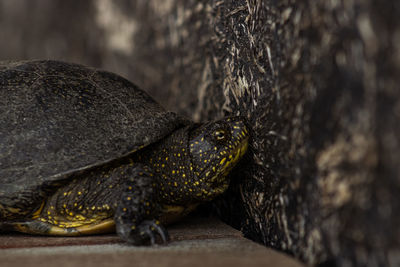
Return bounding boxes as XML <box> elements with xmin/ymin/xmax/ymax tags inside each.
<box><xmin>0</xmin><ymin>0</ymin><xmax>200</xmax><ymax>116</ymax></box>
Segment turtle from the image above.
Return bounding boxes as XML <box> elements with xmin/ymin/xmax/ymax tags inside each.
<box><xmin>0</xmin><ymin>60</ymin><xmax>249</xmax><ymax>245</ymax></box>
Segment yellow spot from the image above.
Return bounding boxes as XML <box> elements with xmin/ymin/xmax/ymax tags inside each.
<box><xmin>182</xmin><ymin>174</ymin><xmax>186</xmax><ymax>178</ymax></box>
<box><xmin>69</xmin><ymin>212</ymin><xmax>74</xmax><ymax>216</ymax></box>
<box><xmin>172</xmin><ymin>170</ymin><xmax>176</xmax><ymax>174</ymax></box>
<box><xmin>123</xmin><ymin>208</ymin><xmax>127</xmax><ymax>211</ymax></box>
<box><xmin>63</xmin><ymin>204</ymin><xmax>67</xmax><ymax>208</ymax></box>
<box><xmin>74</xmin><ymin>203</ymin><xmax>78</xmax><ymax>207</ymax></box>
<box><xmin>220</xmin><ymin>158</ymin><xmax>226</xmax><ymax>165</ymax></box>
<box><xmin>92</xmin><ymin>206</ymin><xmax>96</xmax><ymax>210</ymax></box>
<box><xmin>177</xmin><ymin>153</ymin><xmax>181</xmax><ymax>157</ymax></box>
<box><xmin>127</xmin><ymin>197</ymin><xmax>132</xmax><ymax>201</ymax></box>
<box><xmin>174</xmin><ymin>182</ymin><xmax>178</xmax><ymax>187</ymax></box>
<box><xmin>161</xmin><ymin>164</ymin><xmax>165</xmax><ymax>168</ymax></box>
<box><xmin>63</xmin><ymin>192</ymin><xmax>67</xmax><ymax>196</ymax></box>
<box><xmin>78</xmin><ymin>192</ymin><xmax>82</xmax><ymax>195</ymax></box>
<box><xmin>128</xmin><ymin>186</ymin><xmax>132</xmax><ymax>190</ymax></box>
<box><xmin>165</xmin><ymin>157</ymin><xmax>169</xmax><ymax>161</ymax></box>
<box><xmin>204</xmin><ymin>159</ymin><xmax>208</xmax><ymax>163</ymax></box>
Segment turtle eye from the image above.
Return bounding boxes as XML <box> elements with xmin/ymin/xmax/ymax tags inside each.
<box><xmin>214</xmin><ymin>129</ymin><xmax>226</xmax><ymax>141</ymax></box>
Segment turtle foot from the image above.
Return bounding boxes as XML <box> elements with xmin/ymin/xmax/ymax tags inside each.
<box><xmin>114</xmin><ymin>164</ymin><xmax>168</xmax><ymax>245</ymax></box>
<box><xmin>116</xmin><ymin>219</ymin><xmax>170</xmax><ymax>245</ymax></box>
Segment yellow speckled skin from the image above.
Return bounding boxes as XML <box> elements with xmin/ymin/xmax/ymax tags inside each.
<box><xmin>0</xmin><ymin>60</ymin><xmax>249</xmax><ymax>245</ymax></box>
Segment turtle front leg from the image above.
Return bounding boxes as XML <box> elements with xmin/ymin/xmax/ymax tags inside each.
<box><xmin>115</xmin><ymin>164</ymin><xmax>169</xmax><ymax>245</ymax></box>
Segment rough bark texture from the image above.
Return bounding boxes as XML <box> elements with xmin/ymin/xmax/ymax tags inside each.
<box><xmin>0</xmin><ymin>1</ymin><xmax>399</xmax><ymax>266</ymax></box>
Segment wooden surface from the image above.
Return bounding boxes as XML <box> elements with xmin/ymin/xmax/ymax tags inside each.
<box><xmin>0</xmin><ymin>217</ymin><xmax>304</xmax><ymax>267</ymax></box>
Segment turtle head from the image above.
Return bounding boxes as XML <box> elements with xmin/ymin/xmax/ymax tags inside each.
<box><xmin>188</xmin><ymin>116</ymin><xmax>249</xmax><ymax>199</ymax></box>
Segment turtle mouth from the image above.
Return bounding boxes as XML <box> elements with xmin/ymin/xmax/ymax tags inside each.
<box><xmin>210</xmin><ymin>135</ymin><xmax>249</xmax><ymax>184</ymax></box>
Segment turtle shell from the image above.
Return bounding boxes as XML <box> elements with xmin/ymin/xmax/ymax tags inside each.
<box><xmin>0</xmin><ymin>60</ymin><xmax>188</xmax><ymax>217</ymax></box>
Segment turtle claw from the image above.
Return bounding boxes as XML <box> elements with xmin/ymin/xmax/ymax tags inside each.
<box><xmin>117</xmin><ymin>219</ymin><xmax>169</xmax><ymax>245</ymax></box>
<box><xmin>148</xmin><ymin>220</ymin><xmax>170</xmax><ymax>244</ymax></box>
<box><xmin>138</xmin><ymin>220</ymin><xmax>170</xmax><ymax>245</ymax></box>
